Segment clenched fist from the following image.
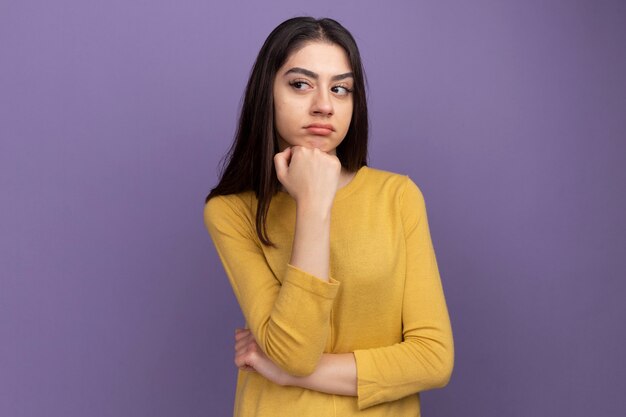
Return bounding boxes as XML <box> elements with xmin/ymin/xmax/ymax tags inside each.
<box><xmin>274</xmin><ymin>146</ymin><xmax>341</xmax><ymax>211</ymax></box>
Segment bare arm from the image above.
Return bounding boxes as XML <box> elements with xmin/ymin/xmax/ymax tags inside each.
<box><xmin>283</xmin><ymin>352</ymin><xmax>357</xmax><ymax>396</ymax></box>
<box><xmin>275</xmin><ymin>146</ymin><xmax>340</xmax><ymax>282</ymax></box>
<box><xmin>290</xmin><ymin>203</ymin><xmax>332</xmax><ymax>281</ymax></box>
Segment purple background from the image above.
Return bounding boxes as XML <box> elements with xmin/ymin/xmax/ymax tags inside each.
<box><xmin>2</xmin><ymin>0</ymin><xmax>625</xmax><ymax>416</ymax></box>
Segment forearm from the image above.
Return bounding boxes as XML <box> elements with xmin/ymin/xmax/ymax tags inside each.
<box><xmin>283</xmin><ymin>352</ymin><xmax>357</xmax><ymax>396</ymax></box>
<box><xmin>289</xmin><ymin>202</ymin><xmax>332</xmax><ymax>281</ymax></box>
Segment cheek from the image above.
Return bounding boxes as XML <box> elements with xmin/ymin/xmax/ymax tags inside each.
<box><xmin>275</xmin><ymin>100</ymin><xmax>302</xmax><ymax>125</ymax></box>
<box><xmin>273</xmin><ymin>101</ymin><xmax>297</xmax><ymax>138</ymax></box>
<box><xmin>337</xmin><ymin>102</ymin><xmax>354</xmax><ymax>129</ymax></box>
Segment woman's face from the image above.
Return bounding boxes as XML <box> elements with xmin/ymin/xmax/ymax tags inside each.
<box><xmin>273</xmin><ymin>41</ymin><xmax>354</xmax><ymax>155</ymax></box>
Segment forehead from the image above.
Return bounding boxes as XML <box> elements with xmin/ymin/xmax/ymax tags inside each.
<box><xmin>281</xmin><ymin>42</ymin><xmax>352</xmax><ymax>75</ymax></box>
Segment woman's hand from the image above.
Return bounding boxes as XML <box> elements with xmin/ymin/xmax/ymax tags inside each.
<box><xmin>274</xmin><ymin>146</ymin><xmax>341</xmax><ymax>210</ymax></box>
<box><xmin>234</xmin><ymin>328</ymin><xmax>291</xmax><ymax>386</ymax></box>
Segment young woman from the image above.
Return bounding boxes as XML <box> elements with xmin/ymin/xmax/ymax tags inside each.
<box><xmin>204</xmin><ymin>16</ymin><xmax>454</xmax><ymax>416</ymax></box>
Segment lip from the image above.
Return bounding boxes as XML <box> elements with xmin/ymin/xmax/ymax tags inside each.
<box><xmin>305</xmin><ymin>123</ymin><xmax>335</xmax><ymax>135</ymax></box>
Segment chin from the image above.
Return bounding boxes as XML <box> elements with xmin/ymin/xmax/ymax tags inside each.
<box><xmin>305</xmin><ymin>138</ymin><xmax>330</xmax><ymax>150</ymax></box>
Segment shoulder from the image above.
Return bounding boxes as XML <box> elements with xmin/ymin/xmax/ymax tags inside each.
<box><xmin>203</xmin><ymin>191</ymin><xmax>256</xmax><ymax>233</ymax></box>
<box><xmin>204</xmin><ymin>190</ymin><xmax>254</xmax><ymax>215</ymax></box>
<box><xmin>361</xmin><ymin>166</ymin><xmax>424</xmax><ymax>202</ymax></box>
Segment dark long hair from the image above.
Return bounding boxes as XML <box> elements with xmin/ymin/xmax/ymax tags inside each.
<box><xmin>205</xmin><ymin>16</ymin><xmax>369</xmax><ymax>247</ymax></box>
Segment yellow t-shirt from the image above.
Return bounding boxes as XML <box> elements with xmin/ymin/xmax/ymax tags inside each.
<box><xmin>203</xmin><ymin>165</ymin><xmax>454</xmax><ymax>416</ymax></box>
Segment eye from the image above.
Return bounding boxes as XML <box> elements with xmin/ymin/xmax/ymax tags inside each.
<box><xmin>331</xmin><ymin>85</ymin><xmax>353</xmax><ymax>96</ymax></box>
<box><xmin>289</xmin><ymin>80</ymin><xmax>312</xmax><ymax>91</ymax></box>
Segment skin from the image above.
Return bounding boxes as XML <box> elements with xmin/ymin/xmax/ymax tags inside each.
<box><xmin>233</xmin><ymin>41</ymin><xmax>359</xmax><ymax>395</ymax></box>
<box><xmin>274</xmin><ymin>41</ymin><xmax>358</xmax><ymax>281</ymax></box>
<box><xmin>273</xmin><ymin>41</ymin><xmax>354</xmax><ymax>157</ymax></box>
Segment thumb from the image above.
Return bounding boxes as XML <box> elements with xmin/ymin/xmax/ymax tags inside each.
<box><xmin>274</xmin><ymin>147</ymin><xmax>292</xmax><ymax>181</ymax></box>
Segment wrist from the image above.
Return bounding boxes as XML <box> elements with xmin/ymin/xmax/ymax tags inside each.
<box><xmin>279</xmin><ymin>372</ymin><xmax>296</xmax><ymax>387</ymax></box>
<box><xmin>295</xmin><ymin>200</ymin><xmax>333</xmax><ymax>220</ymax></box>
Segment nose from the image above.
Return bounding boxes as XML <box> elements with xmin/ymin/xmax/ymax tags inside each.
<box><xmin>310</xmin><ymin>88</ymin><xmax>333</xmax><ymax>117</ymax></box>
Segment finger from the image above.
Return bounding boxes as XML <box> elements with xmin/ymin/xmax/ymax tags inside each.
<box><xmin>276</xmin><ymin>146</ymin><xmax>292</xmax><ymax>162</ymax></box>
<box><xmin>237</xmin><ymin>363</ymin><xmax>256</xmax><ymax>373</ymax></box>
<box><xmin>235</xmin><ymin>332</ymin><xmax>252</xmax><ymax>353</ymax></box>
<box><xmin>234</xmin><ymin>346</ymin><xmax>248</xmax><ymax>367</ymax></box>
<box><xmin>235</xmin><ymin>336</ymin><xmax>256</xmax><ymax>357</ymax></box>
<box><xmin>274</xmin><ymin>149</ymin><xmax>291</xmax><ymax>181</ymax></box>
<box><xmin>235</xmin><ymin>332</ymin><xmax>255</xmax><ymax>352</ymax></box>
<box><xmin>235</xmin><ymin>337</ymin><xmax>250</xmax><ymax>353</ymax></box>
<box><xmin>234</xmin><ymin>352</ymin><xmax>247</xmax><ymax>368</ymax></box>
<box><xmin>235</xmin><ymin>334</ymin><xmax>252</xmax><ymax>351</ymax></box>
<box><xmin>284</xmin><ymin>145</ymin><xmax>293</xmax><ymax>158</ymax></box>
<box><xmin>234</xmin><ymin>345</ymin><xmax>258</xmax><ymax>368</ymax></box>
<box><xmin>235</xmin><ymin>328</ymin><xmax>251</xmax><ymax>341</ymax></box>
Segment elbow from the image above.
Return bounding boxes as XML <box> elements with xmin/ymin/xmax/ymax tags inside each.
<box><xmin>430</xmin><ymin>343</ymin><xmax>454</xmax><ymax>388</ymax></box>
<box><xmin>287</xmin><ymin>361</ymin><xmax>317</xmax><ymax>378</ymax></box>
<box><xmin>265</xmin><ymin>345</ymin><xmax>320</xmax><ymax>377</ymax></box>
<box><xmin>262</xmin><ymin>323</ymin><xmax>326</xmax><ymax>377</ymax></box>
<box><xmin>409</xmin><ymin>335</ymin><xmax>454</xmax><ymax>389</ymax></box>
<box><xmin>277</xmin><ymin>355</ymin><xmax>318</xmax><ymax>377</ymax></box>
<box><xmin>432</xmin><ymin>355</ymin><xmax>454</xmax><ymax>388</ymax></box>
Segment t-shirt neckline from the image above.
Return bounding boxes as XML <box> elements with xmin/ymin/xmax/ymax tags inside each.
<box><xmin>335</xmin><ymin>165</ymin><xmax>368</xmax><ymax>201</ymax></box>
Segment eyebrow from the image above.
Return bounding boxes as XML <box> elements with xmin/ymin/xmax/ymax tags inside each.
<box><xmin>284</xmin><ymin>67</ymin><xmax>354</xmax><ymax>81</ymax></box>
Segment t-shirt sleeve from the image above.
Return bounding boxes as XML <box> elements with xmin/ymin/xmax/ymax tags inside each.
<box><xmin>352</xmin><ymin>177</ymin><xmax>454</xmax><ymax>410</ymax></box>
<box><xmin>204</xmin><ymin>195</ymin><xmax>340</xmax><ymax>377</ymax></box>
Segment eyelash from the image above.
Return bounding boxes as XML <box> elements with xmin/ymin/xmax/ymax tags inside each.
<box><xmin>289</xmin><ymin>80</ymin><xmax>353</xmax><ymax>95</ymax></box>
